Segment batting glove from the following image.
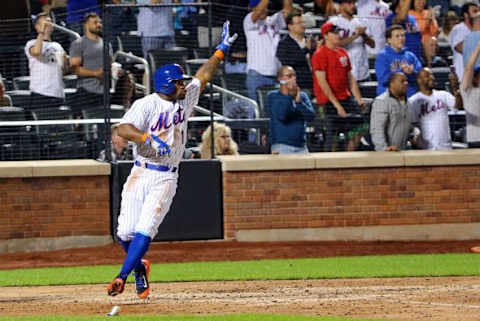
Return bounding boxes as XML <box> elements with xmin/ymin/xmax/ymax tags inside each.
<box><xmin>142</xmin><ymin>133</ymin><xmax>171</xmax><ymax>156</ymax></box>
<box><xmin>215</xmin><ymin>20</ymin><xmax>238</xmax><ymax>54</ymax></box>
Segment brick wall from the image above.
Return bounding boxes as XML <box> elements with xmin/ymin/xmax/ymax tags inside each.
<box><xmin>0</xmin><ymin>176</ymin><xmax>110</xmax><ymax>240</ymax></box>
<box><xmin>223</xmin><ymin>166</ymin><xmax>480</xmax><ymax>239</ymax></box>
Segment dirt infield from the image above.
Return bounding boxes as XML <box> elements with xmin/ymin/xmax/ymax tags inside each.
<box><xmin>1</xmin><ymin>240</ymin><xmax>480</xmax><ymax>320</ymax></box>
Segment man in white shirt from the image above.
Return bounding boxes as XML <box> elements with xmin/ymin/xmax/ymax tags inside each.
<box><xmin>449</xmin><ymin>2</ymin><xmax>479</xmax><ymax>79</ymax></box>
<box><xmin>25</xmin><ymin>12</ymin><xmax>67</xmax><ymax>109</ymax></box>
<box><xmin>461</xmin><ymin>41</ymin><xmax>480</xmax><ymax>147</ymax></box>
<box><xmin>356</xmin><ymin>0</ymin><xmax>391</xmax><ymax>56</ymax></box>
<box><xmin>243</xmin><ymin>0</ymin><xmax>293</xmax><ymax>102</ymax></box>
<box><xmin>409</xmin><ymin>68</ymin><xmax>462</xmax><ymax>150</ymax></box>
<box><xmin>329</xmin><ymin>0</ymin><xmax>375</xmax><ymax>81</ymax></box>
<box><xmin>137</xmin><ymin>0</ymin><xmax>176</xmax><ymax>58</ymax></box>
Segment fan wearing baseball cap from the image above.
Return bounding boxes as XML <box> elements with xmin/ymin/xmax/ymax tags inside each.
<box><xmin>243</xmin><ymin>0</ymin><xmax>293</xmax><ymax>102</ymax></box>
<box><xmin>461</xmin><ymin>41</ymin><xmax>480</xmax><ymax>148</ymax></box>
<box><xmin>312</xmin><ymin>21</ymin><xmax>368</xmax><ymax>152</ymax></box>
<box><xmin>328</xmin><ymin>0</ymin><xmax>374</xmax><ymax>82</ymax></box>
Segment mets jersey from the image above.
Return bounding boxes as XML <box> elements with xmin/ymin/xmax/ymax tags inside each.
<box><xmin>408</xmin><ymin>90</ymin><xmax>455</xmax><ymax>150</ymax></box>
<box><xmin>120</xmin><ymin>78</ymin><xmax>201</xmax><ymax>169</ymax></box>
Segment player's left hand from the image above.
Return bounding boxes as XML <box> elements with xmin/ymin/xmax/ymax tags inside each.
<box><xmin>215</xmin><ymin>20</ymin><xmax>238</xmax><ymax>54</ymax></box>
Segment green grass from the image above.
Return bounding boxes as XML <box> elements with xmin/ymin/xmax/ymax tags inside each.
<box><xmin>1</xmin><ymin>253</ymin><xmax>480</xmax><ymax>287</ymax></box>
<box><xmin>0</xmin><ymin>315</ymin><xmax>386</xmax><ymax>321</ymax></box>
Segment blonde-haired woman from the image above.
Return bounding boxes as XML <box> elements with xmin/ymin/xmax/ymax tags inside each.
<box><xmin>200</xmin><ymin>122</ymin><xmax>239</xmax><ymax>159</ymax></box>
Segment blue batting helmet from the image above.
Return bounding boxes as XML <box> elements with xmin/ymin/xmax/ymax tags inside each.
<box><xmin>154</xmin><ymin>64</ymin><xmax>192</xmax><ymax>95</ymax></box>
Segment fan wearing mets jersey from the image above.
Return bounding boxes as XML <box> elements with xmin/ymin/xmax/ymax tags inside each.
<box><xmin>106</xmin><ymin>21</ymin><xmax>238</xmax><ymax>299</ymax></box>
<box><xmin>408</xmin><ymin>67</ymin><xmax>462</xmax><ymax>150</ymax></box>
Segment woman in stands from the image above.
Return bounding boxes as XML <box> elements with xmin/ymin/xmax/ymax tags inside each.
<box><xmin>200</xmin><ymin>122</ymin><xmax>239</xmax><ymax>159</ymax></box>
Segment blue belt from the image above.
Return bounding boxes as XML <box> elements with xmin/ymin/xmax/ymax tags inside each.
<box><xmin>134</xmin><ymin>160</ymin><xmax>177</xmax><ymax>173</ymax></box>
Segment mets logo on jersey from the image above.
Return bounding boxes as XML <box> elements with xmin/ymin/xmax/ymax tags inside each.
<box><xmin>150</xmin><ymin>107</ymin><xmax>185</xmax><ymax>131</ymax></box>
<box><xmin>419</xmin><ymin>99</ymin><xmax>446</xmax><ymax>117</ymax></box>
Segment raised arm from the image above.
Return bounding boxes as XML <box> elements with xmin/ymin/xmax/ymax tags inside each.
<box><xmin>195</xmin><ymin>21</ymin><xmax>238</xmax><ymax>92</ymax></box>
<box><xmin>251</xmin><ymin>0</ymin><xmax>269</xmax><ymax>23</ymax></box>
<box><xmin>462</xmin><ymin>42</ymin><xmax>480</xmax><ymax>91</ymax></box>
<box><xmin>282</xmin><ymin>0</ymin><xmax>294</xmax><ymax>18</ymax></box>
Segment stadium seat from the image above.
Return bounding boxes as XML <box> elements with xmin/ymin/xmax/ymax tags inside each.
<box><xmin>117</xmin><ymin>33</ymin><xmax>143</xmax><ymax>58</ymax></box>
<box><xmin>30</xmin><ymin>105</ymin><xmax>87</xmax><ymax>159</ymax></box>
<box><xmin>0</xmin><ymin>107</ymin><xmax>39</xmax><ymax>160</ymax></box>
<box><xmin>255</xmin><ymin>85</ymin><xmax>279</xmax><ymax>118</ymax></box>
<box><xmin>63</xmin><ymin>74</ymin><xmax>78</xmax><ymax>89</ymax></box>
<box><xmin>432</xmin><ymin>67</ymin><xmax>450</xmax><ymax>90</ymax></box>
<box><xmin>193</xmin><ymin>47</ymin><xmax>211</xmax><ymax>59</ymax></box>
<box><xmin>81</xmin><ymin>105</ymin><xmax>126</xmax><ymax>158</ymax></box>
<box><xmin>221</xmin><ymin>72</ymin><xmax>248</xmax><ymax>97</ymax></box>
<box><xmin>13</xmin><ymin>76</ymin><xmax>30</xmax><ymax>90</ymax></box>
<box><xmin>6</xmin><ymin>90</ymin><xmax>30</xmax><ymax>108</ymax></box>
<box><xmin>147</xmin><ymin>47</ymin><xmax>189</xmax><ymax>74</ymax></box>
<box><xmin>437</xmin><ymin>42</ymin><xmax>453</xmax><ymax>62</ymax></box>
<box><xmin>185</xmin><ymin>58</ymin><xmax>208</xmax><ymax>76</ymax></box>
<box><xmin>358</xmin><ymin>81</ymin><xmax>378</xmax><ymax>99</ymax></box>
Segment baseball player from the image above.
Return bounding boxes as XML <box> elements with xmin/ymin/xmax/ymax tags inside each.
<box><xmin>408</xmin><ymin>67</ymin><xmax>462</xmax><ymax>150</ymax></box>
<box><xmin>106</xmin><ymin>21</ymin><xmax>237</xmax><ymax>299</ymax></box>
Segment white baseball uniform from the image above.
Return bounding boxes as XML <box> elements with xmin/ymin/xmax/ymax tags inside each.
<box><xmin>408</xmin><ymin>90</ymin><xmax>456</xmax><ymax>150</ymax></box>
<box><xmin>117</xmin><ymin>78</ymin><xmax>201</xmax><ymax>241</ymax></box>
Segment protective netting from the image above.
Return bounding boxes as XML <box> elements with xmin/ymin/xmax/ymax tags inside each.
<box><xmin>0</xmin><ymin>1</ymin><xmax>465</xmax><ymax>161</ymax></box>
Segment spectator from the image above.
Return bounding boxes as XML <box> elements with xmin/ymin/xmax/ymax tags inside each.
<box><xmin>66</xmin><ymin>0</ymin><xmax>99</xmax><ymax>34</ymax></box>
<box><xmin>357</xmin><ymin>0</ymin><xmax>391</xmax><ymax>56</ymax></box>
<box><xmin>449</xmin><ymin>2</ymin><xmax>479</xmax><ymax>79</ymax></box>
<box><xmin>199</xmin><ymin>122</ymin><xmax>239</xmax><ymax>159</ymax></box>
<box><xmin>370</xmin><ymin>72</ymin><xmax>412</xmax><ymax>151</ymax></box>
<box><xmin>386</xmin><ymin>0</ymin><xmax>423</xmax><ymax>62</ymax></box>
<box><xmin>276</xmin><ymin>9</ymin><xmax>315</xmax><ymax>93</ymax></box>
<box><xmin>409</xmin><ymin>67</ymin><xmax>462</xmax><ymax>150</ymax></box>
<box><xmin>375</xmin><ymin>24</ymin><xmax>422</xmax><ymax>98</ymax></box>
<box><xmin>0</xmin><ymin>78</ymin><xmax>12</xmax><ymax>107</ymax></box>
<box><xmin>329</xmin><ymin>0</ymin><xmax>375</xmax><ymax>82</ymax></box>
<box><xmin>463</xmin><ymin>12</ymin><xmax>480</xmax><ymax>71</ymax></box>
<box><xmin>25</xmin><ymin>12</ymin><xmax>67</xmax><ymax>110</ymax></box>
<box><xmin>97</xmin><ymin>123</ymin><xmax>133</xmax><ymax>162</ymax></box>
<box><xmin>460</xmin><ymin>41</ymin><xmax>480</xmax><ymax>148</ymax></box>
<box><xmin>70</xmin><ymin>12</ymin><xmax>106</xmax><ymax>112</ymax></box>
<box><xmin>312</xmin><ymin>21</ymin><xmax>367</xmax><ymax>151</ymax></box>
<box><xmin>224</xmin><ymin>0</ymin><xmax>250</xmax><ymax>74</ymax></box>
<box><xmin>313</xmin><ymin>0</ymin><xmax>338</xmax><ymax>16</ymax></box>
<box><xmin>243</xmin><ymin>0</ymin><xmax>293</xmax><ymax>102</ymax></box>
<box><xmin>137</xmin><ymin>0</ymin><xmax>176</xmax><ymax>58</ymax></box>
<box><xmin>109</xmin><ymin>0</ymin><xmax>137</xmax><ymax>39</ymax></box>
<box><xmin>438</xmin><ymin>11</ymin><xmax>460</xmax><ymax>43</ymax></box>
<box><xmin>267</xmin><ymin>66</ymin><xmax>316</xmax><ymax>154</ymax></box>
<box><xmin>111</xmin><ymin>70</ymin><xmax>136</xmax><ymax>110</ymax></box>
<box><xmin>408</xmin><ymin>0</ymin><xmax>439</xmax><ymax>66</ymax></box>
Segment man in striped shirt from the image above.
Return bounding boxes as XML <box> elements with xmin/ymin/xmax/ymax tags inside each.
<box><xmin>106</xmin><ymin>21</ymin><xmax>238</xmax><ymax>300</ymax></box>
<box><xmin>243</xmin><ymin>0</ymin><xmax>293</xmax><ymax>102</ymax></box>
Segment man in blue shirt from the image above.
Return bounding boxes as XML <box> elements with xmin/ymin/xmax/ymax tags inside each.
<box><xmin>385</xmin><ymin>0</ymin><xmax>422</xmax><ymax>61</ymax></box>
<box><xmin>267</xmin><ymin>65</ymin><xmax>316</xmax><ymax>154</ymax></box>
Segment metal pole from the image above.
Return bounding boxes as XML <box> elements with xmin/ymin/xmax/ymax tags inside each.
<box><xmin>208</xmin><ymin>1</ymin><xmax>215</xmax><ymax>159</ymax></box>
<box><xmin>103</xmin><ymin>3</ymin><xmax>112</xmax><ymax>162</ymax></box>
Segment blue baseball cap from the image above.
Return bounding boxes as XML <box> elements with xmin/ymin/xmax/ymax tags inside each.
<box><xmin>249</xmin><ymin>0</ymin><xmax>261</xmax><ymax>8</ymax></box>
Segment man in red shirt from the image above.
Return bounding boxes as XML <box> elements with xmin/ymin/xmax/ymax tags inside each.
<box><xmin>312</xmin><ymin>21</ymin><xmax>366</xmax><ymax>151</ymax></box>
